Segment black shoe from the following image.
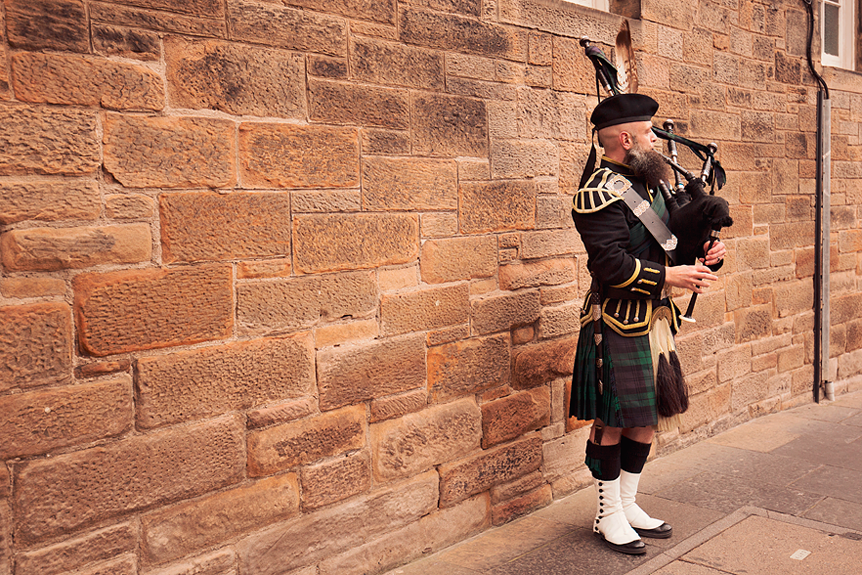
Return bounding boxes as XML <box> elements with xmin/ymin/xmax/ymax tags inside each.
<box><xmin>596</xmin><ymin>532</ymin><xmax>647</xmax><ymax>555</ymax></box>
<box><xmin>634</xmin><ymin>523</ymin><xmax>673</xmax><ymax>539</ymax></box>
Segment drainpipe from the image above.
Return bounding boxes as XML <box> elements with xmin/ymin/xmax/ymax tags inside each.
<box><xmin>803</xmin><ymin>0</ymin><xmax>831</xmax><ymax>402</ymax></box>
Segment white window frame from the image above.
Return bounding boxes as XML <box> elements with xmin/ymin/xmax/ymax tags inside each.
<box><xmin>822</xmin><ymin>0</ymin><xmax>855</xmax><ymax>69</ymax></box>
<box><xmin>562</xmin><ymin>0</ymin><xmax>609</xmax><ymax>11</ymax></box>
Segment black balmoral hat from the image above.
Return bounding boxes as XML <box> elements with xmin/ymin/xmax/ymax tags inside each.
<box><xmin>590</xmin><ymin>93</ymin><xmax>659</xmax><ymax>130</ymax></box>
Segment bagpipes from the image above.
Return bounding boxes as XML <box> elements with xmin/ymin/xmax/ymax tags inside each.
<box><xmin>581</xmin><ymin>22</ymin><xmax>733</xmax><ymax>323</ymax></box>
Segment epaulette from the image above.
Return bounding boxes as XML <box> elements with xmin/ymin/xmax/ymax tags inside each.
<box><xmin>572</xmin><ymin>168</ymin><xmax>630</xmax><ymax>214</ymax></box>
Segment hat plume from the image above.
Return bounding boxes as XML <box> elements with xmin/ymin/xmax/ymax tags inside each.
<box><xmin>614</xmin><ymin>20</ymin><xmax>637</xmax><ymax>94</ymax></box>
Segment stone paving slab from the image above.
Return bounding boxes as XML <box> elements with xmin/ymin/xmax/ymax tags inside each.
<box><xmin>803</xmin><ymin>497</ymin><xmax>862</xmax><ymax>531</ymax></box>
<box><xmin>789</xmin><ymin>463</ymin><xmax>862</xmax><ymax>504</ymax></box>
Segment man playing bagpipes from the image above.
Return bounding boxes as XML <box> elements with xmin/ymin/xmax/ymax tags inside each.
<box><xmin>570</xmin><ymin>25</ymin><xmax>730</xmax><ymax>556</ymax></box>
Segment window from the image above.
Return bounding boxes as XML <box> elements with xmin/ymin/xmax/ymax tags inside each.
<box><xmin>563</xmin><ymin>0</ymin><xmax>609</xmax><ymax>11</ymax></box>
<box><xmin>822</xmin><ymin>0</ymin><xmax>855</xmax><ymax>68</ymax></box>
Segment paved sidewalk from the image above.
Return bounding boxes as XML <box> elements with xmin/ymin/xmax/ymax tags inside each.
<box><xmin>385</xmin><ymin>390</ymin><xmax>862</xmax><ymax>575</ymax></box>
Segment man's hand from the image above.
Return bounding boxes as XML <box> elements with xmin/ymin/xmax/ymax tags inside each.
<box><xmin>700</xmin><ymin>240</ymin><xmax>726</xmax><ymax>267</ymax></box>
<box><xmin>665</xmin><ymin>263</ymin><xmax>718</xmax><ymax>294</ymax></box>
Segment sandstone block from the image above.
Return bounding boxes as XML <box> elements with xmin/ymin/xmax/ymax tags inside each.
<box><xmin>104</xmin><ymin>114</ymin><xmax>235</xmax><ymax>189</ymax></box>
<box><xmin>0</xmin><ymin>277</ymin><xmax>65</xmax><ymax>298</ymax></box>
<box><xmin>315</xmin><ymin>318</ymin><xmax>379</xmax><ymax>348</ymax></box>
<box><xmin>427</xmin><ymin>333</ymin><xmax>510</xmax><ymax>401</ymax></box>
<box><xmin>0</xmin><ymin>377</ymin><xmax>133</xmax><ymax>458</ymax></box>
<box><xmin>552</xmin><ymin>36</ymin><xmax>595</xmax><ymax>94</ymax></box>
<box><xmin>237</xmin><ymin>472</ymin><xmax>439</xmax><ymax>575</ymax></box>
<box><xmin>292</xmin><ymin>190</ymin><xmax>361</xmax><ymax>213</ymax></box>
<box><xmin>14</xmin><ymin>522</ymin><xmax>136</xmax><ymax>575</ymax></box>
<box><xmin>680</xmin><ymin>384</ymin><xmax>731</xmax><ymax>434</ymax></box>
<box><xmin>733</xmin><ymin>304</ymin><xmax>772</xmax><ymax>344</ymax></box>
<box><xmin>93</xmin><ymin>24</ymin><xmax>161</xmax><ymax>60</ymax></box>
<box><xmin>12</xmin><ymin>52</ymin><xmax>164</xmax><ymax>111</ymax></box>
<box><xmin>165</xmin><ymin>36</ymin><xmax>305</xmax><ymax>118</ymax></box>
<box><xmin>294</xmin><ymin>213</ymin><xmax>418</xmax><ymax>274</ymax></box>
<box><xmin>14</xmin><ymin>415</ymin><xmax>245</xmax><ymax>544</ymax></box>
<box><xmin>74</xmin><ymin>265</ymin><xmax>233</xmax><ymax>356</ymax></box>
<box><xmin>412</xmin><ymin>93</ymin><xmax>488</xmax><ymax>157</ymax></box>
<box><xmin>500</xmin><ymin>259</ymin><xmax>576</xmax><ymax>291</ymax></box>
<box><xmin>228</xmin><ymin>0</ymin><xmax>347</xmax><ymax>56</ymax></box>
<box><xmin>309</xmin><ymin>79</ymin><xmax>409</xmax><ymax>129</ymax></box>
<box><xmin>5</xmin><ymin>0</ymin><xmax>89</xmax><ymax>52</ymax></box>
<box><xmin>283</xmin><ymin>0</ymin><xmax>397</xmax><ymax>23</ymax></box>
<box><xmin>137</xmin><ymin>334</ymin><xmax>315</xmax><ymax>428</ymax></box>
<box><xmin>831</xmin><ymin>292</ymin><xmax>862</xmax><ymax>325</ymax></box>
<box><xmin>247</xmin><ymin>405</ymin><xmax>366</xmax><ymax>476</ymax></box>
<box><xmin>237</xmin><ymin>270</ymin><xmax>377</xmax><ymax>332</ymax></box>
<box><xmin>351</xmin><ymin>36</ymin><xmax>443</xmax><ymax>89</ymax></box>
<box><xmin>370</xmin><ymin>388</ymin><xmax>428</xmax><ymax>422</ymax></box>
<box><xmin>301</xmin><ymin>451</ymin><xmax>371</xmax><ymax>510</ymax></box>
<box><xmin>143</xmin><ymin>549</ymin><xmax>236</xmax><ymax>575</ymax></box>
<box><xmin>774</xmin><ymin>280</ymin><xmax>814</xmax><ymax>318</ymax></box>
<box><xmin>240</xmin><ymin>123</ymin><xmax>359</xmax><ymax>189</ymax></box>
<box><xmin>490</xmin><ymin>139</ymin><xmax>558</xmax><ymax>179</ymax></box>
<box><xmin>76</xmin><ymin>555</ymin><xmax>136</xmax><ymax>575</ymax></box>
<box><xmin>421</xmin><ymin>212</ymin><xmax>460</xmax><ymax>237</ymax></box>
<box><xmin>238</xmin><ymin>258</ymin><xmax>294</xmax><ymax>279</ymax></box>
<box><xmin>160</xmin><ymin>191</ymin><xmax>291</xmax><ymax>263</ymax></box>
<box><xmin>0</xmin><ymin>104</ymin><xmax>98</xmax><ymax>176</ymax></box>
<box><xmin>539</xmin><ymin>301</ymin><xmax>581</xmax><ymax>339</ymax></box>
<box><xmin>380</xmin><ymin>283</ymin><xmax>470</xmax><ymax>336</ymax></box>
<box><xmin>400</xmin><ymin>6</ymin><xmax>526</xmax><ymax>61</ymax></box>
<box><xmin>105</xmin><ymin>194</ymin><xmax>155</xmax><ymax>220</ymax></box>
<box><xmin>378</xmin><ymin>265</ymin><xmax>419</xmax><ymax>292</ymax></box>
<box><xmin>460</xmin><ymin>180</ymin><xmax>537</xmax><ymax>233</ymax></box>
<box><xmin>360</xmin><ymin>128</ymin><xmax>410</xmax><ymax>155</ymax></box>
<box><xmin>0</xmin><ymin>499</ymin><xmax>7</xmax><ymax>574</ymax></box>
<box><xmin>492</xmin><ymin>484</ymin><xmax>552</xmax><ymax>525</ymax></box>
<box><xmin>308</xmin><ymin>54</ymin><xmax>348</xmax><ymax>78</ymax></box>
<box><xmin>89</xmin><ymin>2</ymin><xmax>225</xmax><ymax>37</ymax></box>
<box><xmin>420</xmin><ymin>236</ymin><xmax>497</xmax><ymax>284</ymax></box>
<box><xmin>318</xmin><ymin>334</ymin><xmax>426</xmax><ymax>411</ymax></box>
<box><xmin>512</xmin><ymin>336</ymin><xmax>577</xmax><ymax>390</ymax></box>
<box><xmin>439</xmin><ymin>434</ymin><xmax>542</xmax><ymax>506</ymax></box>
<box><xmin>471</xmin><ymin>290</ymin><xmax>541</xmax><ymax>335</ymax></box>
<box><xmin>371</xmin><ymin>399</ymin><xmax>481</xmax><ymax>481</ymax></box>
<box><xmin>1</xmin><ymin>224</ymin><xmax>152</xmax><ymax>272</ymax></box>
<box><xmin>520</xmin><ymin>229</ymin><xmax>582</xmax><ymax>259</ymax></box>
<box><xmin>0</xmin><ymin>303</ymin><xmax>72</xmax><ymax>393</ymax></box>
<box><xmin>142</xmin><ymin>474</ymin><xmax>300</xmax><ymax>564</ymax></box>
<box><xmin>362</xmin><ymin>157</ymin><xmax>458</xmax><ymax>211</ymax></box>
<box><xmin>75</xmin><ymin>360</ymin><xmax>131</xmax><ymax>379</ymax></box>
<box><xmin>247</xmin><ymin>398</ymin><xmax>317</xmax><ymax>430</ymax></box>
<box><xmin>482</xmin><ymin>388</ymin><xmax>550</xmax><ymax>448</ymax></box>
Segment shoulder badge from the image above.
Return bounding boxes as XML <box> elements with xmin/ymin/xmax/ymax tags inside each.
<box><xmin>573</xmin><ymin>169</ymin><xmax>631</xmax><ymax>214</ymax></box>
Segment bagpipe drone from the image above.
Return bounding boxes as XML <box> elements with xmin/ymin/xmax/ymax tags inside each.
<box><xmin>581</xmin><ymin>21</ymin><xmax>734</xmax><ymax>323</ymax></box>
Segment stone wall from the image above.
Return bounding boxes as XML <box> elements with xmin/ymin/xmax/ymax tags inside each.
<box><xmin>1</xmin><ymin>0</ymin><xmax>861</xmax><ymax>574</ymax></box>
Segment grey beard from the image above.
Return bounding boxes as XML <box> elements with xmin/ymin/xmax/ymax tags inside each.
<box><xmin>625</xmin><ymin>147</ymin><xmax>670</xmax><ymax>189</ymax></box>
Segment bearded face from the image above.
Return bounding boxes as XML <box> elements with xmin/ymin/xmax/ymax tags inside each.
<box><xmin>625</xmin><ymin>138</ymin><xmax>670</xmax><ymax>188</ymax></box>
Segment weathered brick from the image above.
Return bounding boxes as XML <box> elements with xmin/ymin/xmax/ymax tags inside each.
<box><xmin>142</xmin><ymin>474</ymin><xmax>299</xmax><ymax>564</ymax></box>
<box><xmin>381</xmin><ymin>283</ymin><xmax>470</xmax><ymax>336</ymax></box>
<box><xmin>0</xmin><ymin>104</ymin><xmax>99</xmax><ymax>176</ymax></box>
<box><xmin>1</xmin><ymin>224</ymin><xmax>152</xmax><ymax>272</ymax></box>
<box><xmin>482</xmin><ymin>387</ymin><xmax>550</xmax><ymax>448</ymax></box>
<box><xmin>317</xmin><ymin>494</ymin><xmax>488</xmax><ymax>575</ymax></box>
<box><xmin>371</xmin><ymin>399</ymin><xmax>481</xmax><ymax>481</ymax></box>
<box><xmin>309</xmin><ymin>79</ymin><xmax>409</xmax><ymax>129</ymax></box>
<box><xmin>315</xmin><ymin>318</ymin><xmax>379</xmax><ymax>348</ymax></box>
<box><xmin>137</xmin><ymin>334</ymin><xmax>315</xmax><ymax>428</ymax></box>
<box><xmin>471</xmin><ymin>290</ymin><xmax>541</xmax><ymax>335</ymax></box>
<box><xmin>238</xmin><ymin>270</ymin><xmax>377</xmax><ymax>332</ymax></box>
<box><xmin>14</xmin><ymin>522</ymin><xmax>137</xmax><ymax>575</ymax></box>
<box><xmin>0</xmin><ymin>303</ymin><xmax>72</xmax><ymax>393</ymax></box>
<box><xmin>439</xmin><ymin>434</ymin><xmax>542</xmax><ymax>506</ymax></box>
<box><xmin>0</xmin><ymin>277</ymin><xmax>65</xmax><ymax>298</ymax></box>
<box><xmin>89</xmin><ymin>2</ymin><xmax>225</xmax><ymax>37</ymax></box>
<box><xmin>301</xmin><ymin>451</ymin><xmax>371</xmax><ymax>510</ymax></box>
<box><xmin>74</xmin><ymin>265</ymin><xmax>233</xmax><ymax>356</ymax></box>
<box><xmin>165</xmin><ymin>36</ymin><xmax>305</xmax><ymax>118</ymax></box>
<box><xmin>427</xmin><ymin>333</ymin><xmax>510</xmax><ymax>401</ymax></box>
<box><xmin>143</xmin><ymin>549</ymin><xmax>236</xmax><ymax>575</ymax></box>
<box><xmin>294</xmin><ymin>213</ymin><xmax>418</xmax><ymax>274</ymax></box>
<box><xmin>5</xmin><ymin>0</ymin><xmax>89</xmax><ymax>52</ymax></box>
<box><xmin>362</xmin><ymin>157</ymin><xmax>458</xmax><ymax>210</ymax></box>
<box><xmin>0</xmin><ymin>377</ymin><xmax>133</xmax><ymax>459</ymax></box>
<box><xmin>460</xmin><ymin>180</ymin><xmax>537</xmax><ymax>233</ymax></box>
<box><xmin>240</xmin><ymin>123</ymin><xmax>359</xmax><ymax>189</ymax></box>
<box><xmin>228</xmin><ymin>0</ymin><xmax>347</xmax><ymax>56</ymax></box>
<box><xmin>12</xmin><ymin>52</ymin><xmax>163</xmax><ymax>111</ymax></box>
<box><xmin>247</xmin><ymin>405</ymin><xmax>366</xmax><ymax>477</ymax></box>
<box><xmin>92</xmin><ymin>24</ymin><xmax>161</xmax><ymax>60</ymax></box>
<box><xmin>499</xmin><ymin>259</ymin><xmax>575</xmax><ymax>290</ymax></box>
<box><xmin>160</xmin><ymin>191</ymin><xmax>290</xmax><ymax>263</ymax></box>
<box><xmin>400</xmin><ymin>6</ymin><xmax>526</xmax><ymax>60</ymax></box>
<box><xmin>512</xmin><ymin>336</ymin><xmax>577</xmax><ymax>390</ymax></box>
<box><xmin>351</xmin><ymin>36</ymin><xmax>443</xmax><ymax>89</ymax></box>
<box><xmin>412</xmin><ymin>93</ymin><xmax>488</xmax><ymax>157</ymax></box>
<box><xmin>420</xmin><ymin>236</ymin><xmax>497</xmax><ymax>284</ymax></box>
<box><xmin>370</xmin><ymin>388</ymin><xmax>428</xmax><ymax>422</ymax></box>
<box><xmin>317</xmin><ymin>334</ymin><xmax>426</xmax><ymax>410</ymax></box>
<box><xmin>237</xmin><ymin>472</ymin><xmax>438</xmax><ymax>575</ymax></box>
<box><xmin>14</xmin><ymin>415</ymin><xmax>245</xmax><ymax>544</ymax></box>
<box><xmin>104</xmin><ymin>114</ymin><xmax>235</xmax><ymax>189</ymax></box>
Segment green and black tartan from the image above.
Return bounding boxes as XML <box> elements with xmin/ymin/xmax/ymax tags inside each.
<box><xmin>570</xmin><ymin>318</ymin><xmax>658</xmax><ymax>428</ymax></box>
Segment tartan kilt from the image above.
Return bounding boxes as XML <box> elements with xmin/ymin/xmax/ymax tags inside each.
<box><xmin>570</xmin><ymin>318</ymin><xmax>658</xmax><ymax>429</ymax></box>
